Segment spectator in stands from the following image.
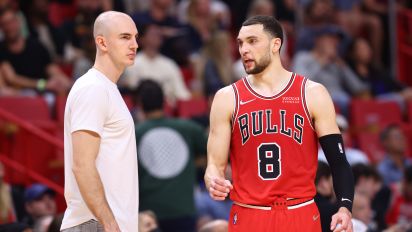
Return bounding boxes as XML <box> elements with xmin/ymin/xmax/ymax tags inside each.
<box><xmin>0</xmin><ymin>72</ymin><xmax>17</xmax><ymax>95</ymax></box>
<box><xmin>0</xmin><ymin>161</ymin><xmax>16</xmax><ymax>224</ymax></box>
<box><xmin>46</xmin><ymin>213</ymin><xmax>63</xmax><ymax>232</ymax></box>
<box><xmin>177</xmin><ymin>0</ymin><xmax>231</xmax><ymax>30</ymax></box>
<box><xmin>138</xmin><ymin>210</ymin><xmax>160</xmax><ymax>232</ymax></box>
<box><xmin>122</xmin><ymin>23</ymin><xmax>191</xmax><ymax>106</ymax></box>
<box><xmin>293</xmin><ymin>25</ymin><xmax>370</xmax><ymax>116</ymax></box>
<box><xmin>60</xmin><ymin>0</ymin><xmax>102</xmax><ymax>58</ymax></box>
<box><xmin>131</xmin><ymin>0</ymin><xmax>190</xmax><ymax>64</ymax></box>
<box><xmin>195</xmin><ymin>164</ymin><xmax>232</xmax><ymax>229</ymax></box>
<box><xmin>352</xmin><ymin>163</ymin><xmax>392</xmax><ymax>231</ymax></box>
<box><xmin>295</xmin><ymin>0</ymin><xmax>340</xmax><ymax>52</ymax></box>
<box><xmin>184</xmin><ymin>0</ymin><xmax>229</xmax><ymax>54</ymax></box>
<box><xmin>0</xmin><ymin>7</ymin><xmax>71</xmax><ymax>95</ymax></box>
<box><xmin>378</xmin><ymin>124</ymin><xmax>412</xmax><ymax>186</ymax></box>
<box><xmin>334</xmin><ymin>0</ymin><xmax>383</xmax><ymax>67</ymax></box>
<box><xmin>352</xmin><ymin>164</ymin><xmax>382</xmax><ymax>202</ymax></box>
<box><xmin>352</xmin><ymin>193</ymin><xmax>374</xmax><ymax>232</ymax></box>
<box><xmin>319</xmin><ymin>114</ymin><xmax>370</xmax><ymax>165</ymax></box>
<box><xmin>198</xmin><ymin>219</ymin><xmax>228</xmax><ymax>232</ymax></box>
<box><xmin>22</xmin><ymin>183</ymin><xmax>56</xmax><ymax>231</ymax></box>
<box><xmin>134</xmin><ymin>80</ymin><xmax>207</xmax><ymax>232</ymax></box>
<box><xmin>192</xmin><ymin>30</ymin><xmax>234</xmax><ymax>98</ymax></box>
<box><xmin>314</xmin><ymin>161</ymin><xmax>338</xmax><ymax>232</ymax></box>
<box><xmin>346</xmin><ymin>37</ymin><xmax>412</xmax><ymax>109</ymax></box>
<box><xmin>386</xmin><ymin>166</ymin><xmax>412</xmax><ymax>228</ymax></box>
<box><xmin>20</xmin><ymin>0</ymin><xmax>67</xmax><ymax>61</ymax></box>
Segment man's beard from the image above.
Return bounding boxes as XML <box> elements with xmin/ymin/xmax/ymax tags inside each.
<box><xmin>244</xmin><ymin>52</ymin><xmax>271</xmax><ymax>74</ymax></box>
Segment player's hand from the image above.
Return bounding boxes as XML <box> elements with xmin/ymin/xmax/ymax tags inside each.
<box><xmin>330</xmin><ymin>207</ymin><xmax>353</xmax><ymax>232</ymax></box>
<box><xmin>208</xmin><ymin>177</ymin><xmax>233</xmax><ymax>201</ymax></box>
<box><xmin>103</xmin><ymin>222</ymin><xmax>121</xmax><ymax>232</ymax></box>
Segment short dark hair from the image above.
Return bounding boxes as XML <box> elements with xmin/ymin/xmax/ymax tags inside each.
<box><xmin>352</xmin><ymin>163</ymin><xmax>381</xmax><ymax>185</ymax></box>
<box><xmin>315</xmin><ymin>161</ymin><xmax>331</xmax><ymax>185</ymax></box>
<box><xmin>134</xmin><ymin>79</ymin><xmax>164</xmax><ymax>113</ymax></box>
<box><xmin>242</xmin><ymin>15</ymin><xmax>283</xmax><ymax>46</ymax></box>
<box><xmin>380</xmin><ymin>124</ymin><xmax>401</xmax><ymax>142</ymax></box>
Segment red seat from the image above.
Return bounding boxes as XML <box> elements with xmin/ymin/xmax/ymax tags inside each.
<box><xmin>176</xmin><ymin>97</ymin><xmax>209</xmax><ymax>119</ymax></box>
<box><xmin>350</xmin><ymin>99</ymin><xmax>403</xmax><ymax>163</ymax></box>
<box><xmin>408</xmin><ymin>101</ymin><xmax>412</xmax><ymax>123</ymax></box>
<box><xmin>350</xmin><ymin>99</ymin><xmax>402</xmax><ymax>133</ymax></box>
<box><xmin>0</xmin><ymin>97</ymin><xmax>61</xmax><ymax>185</ymax></box>
<box><xmin>55</xmin><ymin>96</ymin><xmax>67</xmax><ymax>126</ymax></box>
<box><xmin>401</xmin><ymin>124</ymin><xmax>412</xmax><ymax>158</ymax></box>
<box><xmin>356</xmin><ymin>132</ymin><xmax>385</xmax><ymax>163</ymax></box>
<box><xmin>122</xmin><ymin>94</ymin><xmax>134</xmax><ymax>111</ymax></box>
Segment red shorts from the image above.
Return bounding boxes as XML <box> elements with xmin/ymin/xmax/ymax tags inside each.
<box><xmin>228</xmin><ymin>198</ymin><xmax>321</xmax><ymax>232</ymax></box>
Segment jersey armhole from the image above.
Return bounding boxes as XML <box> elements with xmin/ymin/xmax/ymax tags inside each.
<box><xmin>301</xmin><ymin>77</ymin><xmax>316</xmax><ymax>130</ymax></box>
<box><xmin>231</xmin><ymin>83</ymin><xmax>239</xmax><ymax>131</ymax></box>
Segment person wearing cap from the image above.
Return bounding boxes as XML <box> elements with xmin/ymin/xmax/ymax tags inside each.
<box><xmin>22</xmin><ymin>183</ymin><xmax>56</xmax><ymax>230</ymax></box>
<box><xmin>292</xmin><ymin>25</ymin><xmax>370</xmax><ymax>116</ymax></box>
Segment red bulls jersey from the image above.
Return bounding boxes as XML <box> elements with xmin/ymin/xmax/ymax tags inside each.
<box><xmin>230</xmin><ymin>73</ymin><xmax>318</xmax><ymax>205</ymax></box>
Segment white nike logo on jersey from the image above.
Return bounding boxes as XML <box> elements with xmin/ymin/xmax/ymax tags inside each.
<box><xmin>341</xmin><ymin>198</ymin><xmax>352</xmax><ymax>203</ymax></box>
<box><xmin>240</xmin><ymin>99</ymin><xmax>256</xmax><ymax>105</ymax></box>
<box><xmin>313</xmin><ymin>214</ymin><xmax>320</xmax><ymax>221</ymax></box>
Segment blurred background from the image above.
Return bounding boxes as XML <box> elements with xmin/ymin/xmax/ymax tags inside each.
<box><xmin>0</xmin><ymin>0</ymin><xmax>412</xmax><ymax>231</ymax></box>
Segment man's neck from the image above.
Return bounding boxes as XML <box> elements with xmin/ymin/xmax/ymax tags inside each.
<box><xmin>248</xmin><ymin>59</ymin><xmax>291</xmax><ymax>94</ymax></box>
<box><xmin>145</xmin><ymin>110</ymin><xmax>164</xmax><ymax>119</ymax></box>
<box><xmin>93</xmin><ymin>55</ymin><xmax>124</xmax><ymax>84</ymax></box>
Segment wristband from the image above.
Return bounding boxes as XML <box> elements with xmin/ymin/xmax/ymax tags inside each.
<box><xmin>37</xmin><ymin>79</ymin><xmax>46</xmax><ymax>91</ymax></box>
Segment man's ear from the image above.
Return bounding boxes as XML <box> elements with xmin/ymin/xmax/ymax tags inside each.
<box><xmin>25</xmin><ymin>202</ymin><xmax>33</xmax><ymax>214</ymax></box>
<box><xmin>95</xmin><ymin>35</ymin><xmax>107</xmax><ymax>52</ymax></box>
<box><xmin>272</xmin><ymin>37</ymin><xmax>282</xmax><ymax>54</ymax></box>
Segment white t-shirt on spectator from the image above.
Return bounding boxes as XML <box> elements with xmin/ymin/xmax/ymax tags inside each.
<box><xmin>61</xmin><ymin>68</ymin><xmax>139</xmax><ymax>231</ymax></box>
<box><xmin>121</xmin><ymin>52</ymin><xmax>191</xmax><ymax>106</ymax></box>
<box><xmin>318</xmin><ymin>148</ymin><xmax>369</xmax><ymax>166</ymax></box>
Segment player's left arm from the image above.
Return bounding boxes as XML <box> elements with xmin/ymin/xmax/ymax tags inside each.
<box><xmin>306</xmin><ymin>80</ymin><xmax>354</xmax><ymax>232</ymax></box>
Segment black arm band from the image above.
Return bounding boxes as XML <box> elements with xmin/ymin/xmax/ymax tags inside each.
<box><xmin>319</xmin><ymin>133</ymin><xmax>354</xmax><ymax>212</ymax></box>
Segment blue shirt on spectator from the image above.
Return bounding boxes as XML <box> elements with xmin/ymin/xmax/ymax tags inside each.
<box><xmin>377</xmin><ymin>156</ymin><xmax>412</xmax><ymax>186</ymax></box>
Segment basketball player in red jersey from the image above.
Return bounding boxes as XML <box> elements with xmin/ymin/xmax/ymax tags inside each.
<box><xmin>205</xmin><ymin>16</ymin><xmax>354</xmax><ymax>232</ymax></box>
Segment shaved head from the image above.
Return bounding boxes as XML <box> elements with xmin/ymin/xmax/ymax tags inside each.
<box><xmin>93</xmin><ymin>11</ymin><xmax>135</xmax><ymax>38</ymax></box>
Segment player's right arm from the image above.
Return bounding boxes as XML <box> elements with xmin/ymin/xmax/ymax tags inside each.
<box><xmin>72</xmin><ymin>131</ymin><xmax>120</xmax><ymax>232</ymax></box>
<box><xmin>205</xmin><ymin>86</ymin><xmax>234</xmax><ymax>201</ymax></box>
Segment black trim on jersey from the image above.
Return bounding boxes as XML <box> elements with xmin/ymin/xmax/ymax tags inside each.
<box><xmin>293</xmin><ymin>114</ymin><xmax>304</xmax><ymax>144</ymax></box>
<box><xmin>251</xmin><ymin>110</ymin><xmax>263</xmax><ymax>136</ymax></box>
<box><xmin>319</xmin><ymin>134</ymin><xmax>354</xmax><ymax>212</ymax></box>
<box><xmin>238</xmin><ymin>114</ymin><xmax>250</xmax><ymax>144</ymax></box>
<box><xmin>265</xmin><ymin>110</ymin><xmax>278</xmax><ymax>133</ymax></box>
<box><xmin>244</xmin><ymin>73</ymin><xmax>295</xmax><ymax>99</ymax></box>
<box><xmin>279</xmin><ymin>110</ymin><xmax>292</xmax><ymax>137</ymax></box>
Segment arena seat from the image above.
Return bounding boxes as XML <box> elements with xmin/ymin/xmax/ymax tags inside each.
<box><xmin>0</xmin><ymin>97</ymin><xmax>60</xmax><ymax>185</ymax></box>
<box><xmin>350</xmin><ymin>99</ymin><xmax>403</xmax><ymax>163</ymax></box>
<box><xmin>176</xmin><ymin>97</ymin><xmax>209</xmax><ymax>119</ymax></box>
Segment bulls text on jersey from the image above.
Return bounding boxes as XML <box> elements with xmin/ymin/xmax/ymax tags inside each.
<box><xmin>238</xmin><ymin>109</ymin><xmax>304</xmax><ymax>145</ymax></box>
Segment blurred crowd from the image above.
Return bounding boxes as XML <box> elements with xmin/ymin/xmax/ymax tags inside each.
<box><xmin>0</xmin><ymin>0</ymin><xmax>412</xmax><ymax>231</ymax></box>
